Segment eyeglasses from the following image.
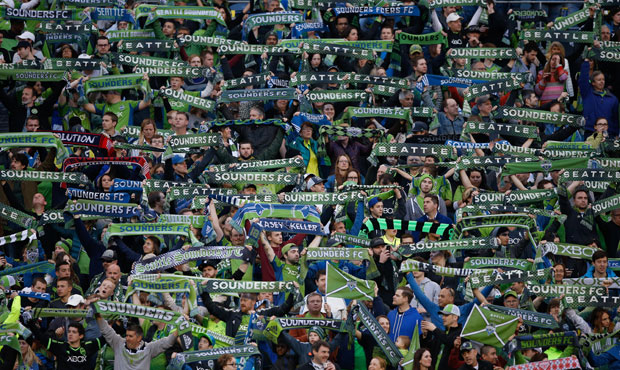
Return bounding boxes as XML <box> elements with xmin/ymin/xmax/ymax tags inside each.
<box><xmin>596</xmin><ymin>122</ymin><xmax>608</xmax><ymax>126</ymax></box>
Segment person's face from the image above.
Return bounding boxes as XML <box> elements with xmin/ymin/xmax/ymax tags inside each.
<box><xmin>448</xmin><ymin>19</ymin><xmax>461</xmax><ymax>32</ymax></box>
<box><xmin>504</xmin><ymin>296</ymin><xmax>519</xmax><ymax>308</ymax></box>
<box><xmin>420</xmin><ymin>350</ymin><xmax>432</xmax><ymax>368</ymax></box>
<box><xmin>594</xmin><ymin>257</ymin><xmax>608</xmax><ymax>275</ymax></box>
<box><xmin>347</xmin><ymin>28</ymin><xmax>358</xmax><ymax>41</ymax></box>
<box><xmin>601</xmin><ymin>313</ymin><xmax>611</xmax><ymax>328</ymax></box>
<box><xmin>376</xmin><ymin>165</ymin><xmax>387</xmax><ymax>180</ymax></box>
<box><xmin>462</xmin><ymin>349</ymin><xmax>477</xmax><ymax>365</ymax></box>
<box><xmin>308</xmin><ymin>331</ymin><xmax>320</xmax><ymax>344</ymax></box>
<box><xmin>311</xmin><ymin>182</ymin><xmax>325</xmax><ymax>193</ymax></box>
<box><xmin>595</xmin><ymin>119</ymin><xmax>609</xmax><ymax>133</ymax></box>
<box><xmin>162</xmin><ymin>22</ymin><xmax>175</xmax><ymax>37</ymax></box>
<box><xmin>142</xmin><ymin>123</ymin><xmax>155</xmax><ymax>139</ymax></box>
<box><xmin>96</xmin><ymin>39</ymin><xmax>110</xmax><ymax>55</ymax></box>
<box><xmin>550</xmin><ymin>54</ymin><xmax>561</xmax><ymax>68</ymax></box>
<box><xmin>33</xmin><ymin>281</ymin><xmax>46</xmax><ymax>293</ymax></box>
<box><xmin>67</xmin><ymin>327</ymin><xmax>83</xmax><ymax>344</ymax></box>
<box><xmin>481</xmin><ymin>347</ymin><xmax>497</xmax><ymax>364</ymax></box>
<box><xmin>336</xmin><ymin>18</ymin><xmax>349</xmax><ymax>34</ymax></box>
<box><xmin>118</xmin><ymin>21</ymin><xmax>129</xmax><ymax>30</ymax></box>
<box><xmin>444</xmin><ymin>99</ymin><xmax>459</xmax><ymax>117</ymax></box>
<box><xmin>21</xmin><ymin>87</ymin><xmax>34</xmax><ymax>105</ymax></box>
<box><xmin>323</xmin><ymin>104</ymin><xmax>335</xmax><ymax>119</ymax></box>
<box><xmin>61</xmin><ymin>47</ymin><xmax>73</xmax><ymax>58</ymax></box>
<box><xmin>125</xmin><ymin>330</ymin><xmax>142</xmax><ymax>349</ymax></box>
<box><xmin>284</xmin><ymin>248</ymin><xmax>299</xmax><ymax>264</ymax></box>
<box><xmin>369</xmin><ymin>358</ymin><xmax>383</xmax><ymax>370</ymax></box>
<box><xmin>99</xmin><ymin>280</ymin><xmax>115</xmax><ymax>298</ymax></box>
<box><xmin>106</xmin><ymin>265</ymin><xmax>121</xmax><ymax>282</ymax></box>
<box><xmin>593</xmin><ymin>73</ymin><xmax>605</xmax><ymax>91</ymax></box>
<box><xmin>19</xmin><ymin>339</ymin><xmax>28</xmax><ymax>354</ymax></box>
<box><xmin>346</xmin><ymin>171</ymin><xmax>359</xmax><ymax>183</ymax></box>
<box><xmin>601</xmin><ymin>26</ymin><xmax>611</xmax><ymax>41</ymax></box>
<box><xmin>203</xmin><ymin>53</ymin><xmax>214</xmax><ymax>67</ymax></box>
<box><xmin>380</xmin><ymin>27</ymin><xmax>394</xmax><ymax>40</ymax></box>
<box><xmin>525</xmin><ymin>93</ymin><xmax>539</xmax><ymax>108</ymax></box>
<box><xmin>574</xmin><ymin>191</ymin><xmax>589</xmax><ymax>210</ymax></box>
<box><xmin>377</xmin><ymin>317</ymin><xmax>390</xmax><ymax>333</ymax></box>
<box><xmin>316</xmin><ymin>274</ymin><xmax>327</xmax><ymax>293</ymax></box>
<box><xmin>498</xmin><ymin>230</ymin><xmax>509</xmax><ymax>245</ymax></box>
<box><xmin>392</xmin><ymin>289</ymin><xmax>407</xmax><ymax>306</ymax></box>
<box><xmin>423</xmin><ymin>197</ymin><xmax>437</xmax><ymax>214</ymax></box>
<box><xmin>553</xmin><ymin>264</ymin><xmax>565</xmax><ymax>281</ymax></box>
<box><xmin>231</xmin><ymin>229</ymin><xmax>245</xmax><ymax>246</ymax></box>
<box><xmin>420</xmin><ymin>178</ymin><xmax>433</xmax><ymax>194</ymax></box>
<box><xmin>58</xmin><ymin>264</ymin><xmax>71</xmax><ymax>278</ymax></box>
<box><xmin>17</xmin><ymin>46</ymin><xmax>30</xmax><ymax>59</ymax></box>
<box><xmin>313</xmin><ymin>345</ymin><xmax>330</xmax><ymax>364</ymax></box>
<box><xmin>10</xmin><ymin>158</ymin><xmax>25</xmax><ymax>171</ymax></box>
<box><xmin>415</xmin><ymin>59</ymin><xmax>427</xmax><ymax>75</ymax></box>
<box><xmin>102</xmin><ymin>115</ymin><xmax>115</xmax><ymax>131</ymax></box>
<box><xmin>239</xmin><ymin>143</ymin><xmax>253</xmax><ymax>159</ymax></box>
<box><xmin>337</xmin><ymin>156</ymin><xmax>350</xmax><ymax>171</ymax></box>
<box><xmin>438</xmin><ymin>288</ymin><xmax>453</xmax><ymax>307</ymax></box>
<box><xmin>198</xmin><ymin>336</ymin><xmax>212</xmax><ymax>350</ymax></box>
<box><xmin>525</xmin><ymin>50</ymin><xmax>537</xmax><ymax>63</ymax></box>
<box><xmin>152</xmin><ymin>138</ymin><xmax>164</xmax><ymax>148</ymax></box>
<box><xmin>170</xmin><ymin>77</ymin><xmax>184</xmax><ymax>90</ymax></box>
<box><xmin>370</xmin><ymin>202</ymin><xmax>383</xmax><ymax>217</ymax></box>
<box><xmin>25</xmin><ymin>117</ymin><xmax>40</xmax><ymax>132</ymax></box>
<box><xmin>249</xmin><ymin>109</ymin><xmax>262</xmax><ymax>120</ymax></box>
<box><xmin>189</xmin><ymin>57</ymin><xmax>202</xmax><ymax>67</ymax></box>
<box><xmin>442</xmin><ymin>313</ymin><xmax>457</xmax><ymax>327</ymax></box>
<box><xmin>57</xmin><ymin>281</ymin><xmax>71</xmax><ymax>297</ymax></box>
<box><xmin>310</xmin><ymin>54</ymin><xmax>322</xmax><ymax>68</ymax></box>
<box><xmin>610</xmin><ymin>210</ymin><xmax>620</xmax><ymax>227</ymax></box>
<box><xmin>240</xmin><ymin>297</ymin><xmax>256</xmax><ymax>313</ymax></box>
<box><xmin>307</xmin><ymin>295</ymin><xmax>322</xmax><ymax>313</ymax></box>
<box><xmin>175</xmin><ymin>114</ymin><xmax>189</xmax><ymax>130</ymax></box>
<box><xmin>143</xmin><ymin>238</ymin><xmax>156</xmax><ymax>254</ymax></box>
<box><xmin>467</xmin><ymin>33</ymin><xmax>480</xmax><ymax>46</ymax></box>
<box><xmin>479</xmin><ymin>100</ymin><xmax>493</xmax><ymax>115</ymax></box>
<box><xmin>301</xmin><ymin>125</ymin><xmax>313</xmax><ymax>140</ymax></box>
<box><xmin>469</xmin><ymin>171</ymin><xmax>483</xmax><ymax>187</ymax></box>
<box><xmin>613</xmin><ymin>11</ymin><xmax>620</xmax><ymax>25</ymax></box>
<box><xmin>203</xmin><ymin>265</ymin><xmax>217</xmax><ymax>278</ymax></box>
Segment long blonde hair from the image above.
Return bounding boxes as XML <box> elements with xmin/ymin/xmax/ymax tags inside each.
<box><xmin>19</xmin><ymin>340</ymin><xmax>42</xmax><ymax>367</ymax></box>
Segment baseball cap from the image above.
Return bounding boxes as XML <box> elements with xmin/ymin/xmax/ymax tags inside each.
<box><xmin>476</xmin><ymin>95</ymin><xmax>491</xmax><ymax>106</ymax></box>
<box><xmin>281</xmin><ymin>243</ymin><xmax>297</xmax><ymax>256</ymax></box>
<box><xmin>66</xmin><ymin>294</ymin><xmax>85</xmax><ymax>307</ymax></box>
<box><xmin>409</xmin><ymin>44</ymin><xmax>423</xmax><ymax>55</ymax></box>
<box><xmin>77</xmin><ymin>53</ymin><xmax>92</xmax><ymax>59</ymax></box>
<box><xmin>17</xmin><ymin>31</ymin><xmax>34</xmax><ymax>42</ymax></box>
<box><xmin>446</xmin><ymin>13</ymin><xmax>463</xmax><ymax>23</ymax></box>
<box><xmin>439</xmin><ymin>304</ymin><xmax>461</xmax><ymax>317</ymax></box>
<box><xmin>327</xmin><ymin>238</ymin><xmax>342</xmax><ymax>247</ymax></box>
<box><xmin>307</xmin><ymin>176</ymin><xmax>325</xmax><ymax>189</ymax></box>
<box><xmin>465</xmin><ymin>25</ymin><xmax>481</xmax><ymax>34</ymax></box>
<box><xmin>370</xmin><ymin>237</ymin><xmax>386</xmax><ymax>249</ymax></box>
<box><xmin>412</xmin><ymin>121</ymin><xmax>429</xmax><ymax>133</ymax></box>
<box><xmin>101</xmin><ymin>249</ymin><xmax>117</xmax><ymax>262</ymax></box>
<box><xmin>242</xmin><ymin>184</ymin><xmax>257</xmax><ymax>191</ymax></box>
<box><xmin>0</xmin><ymin>276</ymin><xmax>15</xmax><ymax>288</ymax></box>
<box><xmin>368</xmin><ymin>197</ymin><xmax>381</xmax><ymax>208</ymax></box>
<box><xmin>460</xmin><ymin>341</ymin><xmax>475</xmax><ymax>352</ymax></box>
<box><xmin>172</xmin><ymin>155</ymin><xmax>185</xmax><ymax>165</ymax></box>
<box><xmin>504</xmin><ymin>290</ymin><xmax>518</xmax><ymax>299</ymax></box>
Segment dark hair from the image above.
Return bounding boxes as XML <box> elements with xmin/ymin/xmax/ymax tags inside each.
<box><xmin>412</xmin><ymin>55</ymin><xmax>426</xmax><ymax>68</ymax></box>
<box><xmin>480</xmin><ymin>345</ymin><xmax>495</xmax><ymax>357</ymax></box>
<box><xmin>217</xmin><ymin>354</ymin><xmax>234</xmax><ymax>368</ymax></box>
<box><xmin>26</xmin><ymin>115</ymin><xmax>39</xmax><ymax>123</ymax></box>
<box><xmin>97</xmin><ymin>36</ymin><xmax>109</xmax><ymax>44</ymax></box>
<box><xmin>524</xmin><ymin>41</ymin><xmax>538</xmax><ymax>53</ymax></box>
<box><xmin>378</xmin><ymin>173</ymin><xmax>395</xmax><ymax>185</ymax></box>
<box><xmin>413</xmin><ymin>348</ymin><xmax>431</xmax><ymax>370</ymax></box>
<box><xmin>311</xmin><ymin>340</ymin><xmax>330</xmax><ymax>353</ymax></box>
<box><xmin>12</xmin><ymin>153</ymin><xmax>29</xmax><ymax>168</ymax></box>
<box><xmin>238</xmin><ymin>140</ymin><xmax>253</xmax><ymax>148</ymax></box>
<box><xmin>591</xmin><ymin>307</ymin><xmax>613</xmax><ymax>333</ymax></box>
<box><xmin>57</xmin><ymin>276</ymin><xmax>72</xmax><ymax>285</ymax></box>
<box><xmin>32</xmin><ymin>277</ymin><xmax>46</xmax><ymax>288</ymax></box>
<box><xmin>55</xmin><ymin>261</ymin><xmax>71</xmax><ymax>272</ymax></box>
<box><xmin>397</xmin><ymin>286</ymin><xmax>414</xmax><ymax>303</ymax></box>
<box><xmin>592</xmin><ymin>250</ymin><xmax>607</xmax><ymax>263</ymax></box>
<box><xmin>147</xmin><ymin>191</ymin><xmax>164</xmax><ymax>208</ymax></box>
<box><xmin>68</xmin><ymin>323</ymin><xmax>85</xmax><ymax>337</ymax></box>
<box><xmin>145</xmin><ymin>236</ymin><xmax>161</xmax><ymax>255</ymax></box>
<box><xmin>103</xmin><ymin>112</ymin><xmax>118</xmax><ymax>123</ymax></box>
<box><xmin>126</xmin><ymin>323</ymin><xmax>143</xmax><ymax>337</ymax></box>
<box><xmin>424</xmin><ymin>194</ymin><xmax>439</xmax><ymax>206</ymax></box>
<box><xmin>316</xmin><ymin>269</ymin><xmax>326</xmax><ymax>281</ymax></box>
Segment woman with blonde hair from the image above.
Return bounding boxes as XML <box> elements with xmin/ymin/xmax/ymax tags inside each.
<box><xmin>16</xmin><ymin>337</ymin><xmax>42</xmax><ymax>370</ymax></box>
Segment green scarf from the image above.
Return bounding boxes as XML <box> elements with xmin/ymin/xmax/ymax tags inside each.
<box><xmin>244</xmin><ymin>11</ymin><xmax>304</xmax><ymax>32</ymax></box>
<box><xmin>448</xmin><ymin>48</ymin><xmax>517</xmax><ymax>59</ymax></box>
<box><xmin>539</xmin><ymin>241</ymin><xmax>599</xmax><ymax>260</ymax></box>
<box><xmin>300</xmin><ymin>42</ymin><xmax>375</xmax><ymax>60</ymax></box>
<box><xmin>83</xmin><ymin>74</ymin><xmax>149</xmax><ymax>94</ymax></box>
<box><xmin>455</xmin><ymin>70</ymin><xmax>532</xmax><ymax>82</ymax></box>
<box><xmin>131</xmin><ymin>247</ymin><xmax>244</xmax><ymax>274</ymax></box>
<box><xmin>502</xmin><ymin>157</ymin><xmax>590</xmax><ymax>175</ymax></box>
<box><xmin>526</xmin><ymin>283</ymin><xmax>605</xmax><ymax>297</ymax></box>
<box><xmin>494</xmin><ymin>106</ymin><xmax>585</xmax><ymax>127</ymax></box>
<box><xmin>0</xmin><ymin>132</ymin><xmax>69</xmax><ymax>168</ymax></box>
<box><xmin>107</xmin><ymin>223</ymin><xmax>189</xmax><ymax>236</ymax></box>
<box><xmin>167</xmin><ymin>187</ymin><xmax>237</xmax><ymax>201</ymax></box>
<box><xmin>219</xmin><ymin>88</ymin><xmax>297</xmax><ymax>103</ymax></box>
<box><xmin>551</xmin><ymin>7</ymin><xmax>591</xmax><ymax>30</ymax></box>
<box><xmin>428</xmin><ymin>0</ymin><xmax>483</xmax><ymax>7</ymax></box>
<box><xmin>279</xmin><ymin>38</ymin><xmax>393</xmax><ymax>52</ymax></box>
<box><xmin>106</xmin><ymin>30</ymin><xmax>156</xmax><ymax>41</ymax></box>
<box><xmin>201</xmin><ymin>279</ymin><xmax>295</xmax><ymax>293</ymax></box>
<box><xmin>218</xmin><ymin>43</ymin><xmax>289</xmax><ymax>55</ymax></box>
<box><xmin>304</xmin><ymin>90</ymin><xmax>369</xmax><ymax>102</ymax></box>
<box><xmin>562</xmin><ymin>169</ymin><xmax>620</xmax><ymax>182</ymax></box>
<box><xmin>0</xmin><ymin>170</ymin><xmax>89</xmax><ymax>184</ymax></box>
<box><xmin>341</xmin><ymin>106</ymin><xmax>414</xmax><ymax>125</ymax></box>
<box><xmin>361</xmin><ymin>218</ymin><xmax>454</xmax><ymax>239</ymax></box>
<box><xmin>396</xmin><ymin>30</ymin><xmax>448</xmax><ymax>46</ymax></box>
<box><xmin>463</xmin><ymin>121</ymin><xmax>538</xmax><ymax>138</ymax></box>
<box><xmin>521</xmin><ymin>29</ymin><xmax>594</xmax><ymax>43</ymax></box>
<box><xmin>464</xmin><ymin>257</ymin><xmax>533</xmax><ymax>271</ymax></box>
<box><xmin>401</xmin><ymin>259</ymin><xmax>475</xmax><ymax>277</ymax></box>
<box><xmin>207</xmin><ymin>157</ymin><xmax>305</xmax><ymax>172</ymax></box>
<box><xmin>0</xmin><ymin>203</ymin><xmax>36</xmax><ymax>228</ymax></box>
<box><xmin>135</xmin><ymin>5</ymin><xmax>225</xmax><ymax>26</ymax></box>
<box><xmin>114</xmin><ymin>53</ymin><xmax>188</xmax><ymax>67</ymax></box>
<box><xmin>222</xmin><ymin>72</ymin><xmax>271</xmax><ymax>90</ymax></box>
<box><xmin>353</xmin><ymin>304</ymin><xmax>403</xmax><ymax>366</ymax></box>
<box><xmin>331</xmin><ymin>233</ymin><xmax>371</xmax><ymax>247</ymax></box>
<box><xmin>169</xmin><ymin>132</ymin><xmax>220</xmax><ymax>149</ymax></box>
<box><xmin>120</xmin><ymin>40</ymin><xmax>178</xmax><ymax>52</ymax></box>
<box><xmin>1</xmin><ymin>8</ymin><xmax>81</xmax><ymax>20</ymax></box>
<box><xmin>486</xmin><ymin>304</ymin><xmax>558</xmax><ymax>329</ymax></box>
<box><xmin>464</xmin><ymin>78</ymin><xmax>523</xmax><ymax>100</ymax></box>
<box><xmin>203</xmin><ymin>172</ymin><xmax>300</xmax><ymax>185</ymax></box>
<box><xmin>469</xmin><ymin>268</ymin><xmax>551</xmax><ymax>288</ymax></box>
<box><xmin>592</xmin><ymin>194</ymin><xmax>620</xmax><ymax>215</ymax></box>
<box><xmin>398</xmin><ymin>237</ymin><xmax>496</xmax><ymax>257</ymax></box>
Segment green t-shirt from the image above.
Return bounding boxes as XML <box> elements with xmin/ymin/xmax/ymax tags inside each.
<box><xmin>94</xmin><ymin>100</ymin><xmax>141</xmax><ymax>130</ymax></box>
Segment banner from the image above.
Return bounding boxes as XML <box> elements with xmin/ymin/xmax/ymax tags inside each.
<box><xmin>331</xmin><ymin>233</ymin><xmax>371</xmax><ymax>247</ymax></box>
<box><xmin>222</xmin><ymin>72</ymin><xmax>271</xmax><ymax>90</ymax></box>
<box><xmin>540</xmin><ymin>242</ymin><xmax>599</xmax><ymax>260</ymax></box>
<box><xmin>353</xmin><ymin>304</ymin><xmax>402</xmax><ymax>366</ymax></box>
<box><xmin>0</xmin><ymin>229</ymin><xmax>36</xmax><ymax>247</ymax></box>
<box><xmin>521</xmin><ymin>29</ymin><xmax>594</xmax><ymax>43</ymax></box>
<box><xmin>464</xmin><ymin>78</ymin><xmax>524</xmax><ymax>100</ymax></box>
<box><xmin>592</xmin><ymin>194</ymin><xmax>620</xmax><ymax>215</ymax></box>
<box><xmin>169</xmin><ymin>132</ymin><xmax>220</xmax><ymax>149</ymax></box>
<box><xmin>44</xmin><ymin>58</ymin><xmax>101</xmax><ymax>71</ymax></box>
<box><xmin>552</xmin><ymin>7</ymin><xmax>591</xmax><ymax>30</ymax></box>
<box><xmin>494</xmin><ymin>106</ymin><xmax>585</xmax><ymax>127</ymax></box>
<box><xmin>290</xmin><ymin>72</ymin><xmax>408</xmax><ymax>88</ymax></box>
<box><xmin>428</xmin><ymin>0</ymin><xmax>484</xmax><ymax>7</ymax></box>
<box><xmin>106</xmin><ymin>30</ymin><xmax>156</xmax><ymax>42</ymax></box>
<box><xmin>333</xmin><ymin>6</ymin><xmax>420</xmax><ymax>17</ymax></box>
<box><xmin>243</xmin><ymin>12</ymin><xmax>304</xmax><ymax>36</ymax></box>
<box><xmin>469</xmin><ymin>268</ymin><xmax>551</xmax><ymax>288</ymax></box>
<box><xmin>132</xmin><ymin>246</ymin><xmax>245</xmax><ymax>274</ymax></box>
<box><xmin>463</xmin><ymin>121</ymin><xmax>538</xmax><ymax>138</ymax></box>
<box><xmin>0</xmin><ymin>170</ymin><xmax>89</xmax><ymax>185</ymax></box>
<box><xmin>67</xmin><ymin>188</ymin><xmax>129</xmax><ymax>203</ymax></box>
<box><xmin>229</xmin><ymin>202</ymin><xmax>321</xmax><ymax>233</ymax></box>
<box><xmin>202</xmin><ymin>279</ymin><xmax>294</xmax><ymax>293</ymax></box>
<box><xmin>62</xmin><ymin>156</ymin><xmax>150</xmax><ymax>179</ymax></box>
<box><xmin>526</xmin><ymin>283</ymin><xmax>606</xmax><ymax>297</ymax></box>
<box><xmin>0</xmin><ymin>8</ymin><xmax>80</xmax><ymax>20</ymax></box>
<box><xmin>562</xmin><ymin>169</ymin><xmax>620</xmax><ymax>182</ymax></box>
<box><xmin>300</xmin><ymin>42</ymin><xmax>375</xmax><ymax>60</ymax></box>
<box><xmin>464</xmin><ymin>257</ymin><xmax>533</xmax><ymax>271</ymax></box>
<box><xmin>504</xmin><ymin>332</ymin><xmax>578</xmax><ymax>354</ymax></box>
<box><xmin>135</xmin><ymin>5</ymin><xmax>225</xmax><ymax>26</ymax></box>
<box><xmin>107</xmin><ymin>223</ymin><xmax>189</xmax><ymax>237</ymax></box>
<box><xmin>53</xmin><ymin>131</ymin><xmax>112</xmax><ymax>151</ymax></box>
<box><xmin>0</xmin><ymin>203</ymin><xmax>35</xmax><ymax>229</ymax></box>
<box><xmin>396</xmin><ymin>30</ymin><xmax>447</xmax><ymax>46</ymax></box>
<box><xmin>65</xmin><ymin>199</ymin><xmax>140</xmax><ymax>218</ymax></box>
<box><xmin>398</xmin><ymin>237</ymin><xmax>496</xmax><ymax>257</ymax></box>
<box><xmin>325</xmin><ymin>263</ymin><xmax>376</xmax><ymax>300</ymax></box>
<box><xmin>121</xmin><ymin>40</ymin><xmax>177</xmax><ymax>52</ymax></box>
<box><xmin>167</xmin><ymin>186</ymin><xmax>236</xmax><ymax>201</ymax></box>
<box><xmin>114</xmin><ymin>53</ymin><xmax>187</xmax><ymax>68</ymax></box>
<box><xmin>448</xmin><ymin>48</ymin><xmax>517</xmax><ymax>59</ymax></box>
<box><xmin>461</xmin><ymin>305</ymin><xmax>519</xmax><ymax>347</ymax></box>
<box><xmin>207</xmin><ymin>157</ymin><xmax>304</xmax><ymax>172</ymax></box>
<box><xmin>279</xmin><ymin>191</ymin><xmax>365</xmax><ymax>205</ymax></box>
<box><xmin>0</xmin><ymin>69</ymin><xmax>66</xmax><ymax>81</ymax></box>
<box><xmin>502</xmin><ymin>158</ymin><xmax>590</xmax><ymax>175</ymax></box>
<box><xmin>486</xmin><ymin>304</ymin><xmax>558</xmax><ymax>329</ymax></box>
<box><xmin>371</xmin><ymin>143</ymin><xmax>455</xmax><ymax>158</ymax></box>
<box><xmin>171</xmin><ymin>346</ymin><xmax>260</xmax><ymax>368</ymax></box>
<box><xmin>219</xmin><ymin>88</ymin><xmax>297</xmax><ymax>103</ymax></box>
<box><xmin>279</xmin><ymin>38</ymin><xmax>393</xmax><ymax>52</ymax></box>
<box><xmin>83</xmin><ymin>74</ymin><xmax>147</xmax><ymax>94</ymax></box>
<box><xmin>204</xmin><ymin>172</ymin><xmax>300</xmax><ymax>185</ymax></box>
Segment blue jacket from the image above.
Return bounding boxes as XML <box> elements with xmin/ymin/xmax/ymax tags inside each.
<box><xmin>414</xmin><ymin>213</ymin><xmax>453</xmax><ymax>241</ymax></box>
<box><xmin>582</xmin><ymin>265</ymin><xmax>618</xmax><ymax>278</ymax></box>
<box><xmin>287</xmin><ymin>137</ymin><xmax>325</xmax><ymax>167</ymax></box>
<box><xmin>387</xmin><ymin>305</ymin><xmax>423</xmax><ymax>342</ymax></box>
<box><xmin>579</xmin><ymin>61</ymin><xmax>619</xmax><ymax>137</ymax></box>
<box><xmin>406</xmin><ymin>273</ymin><xmax>493</xmax><ymax>330</ymax></box>
<box><xmin>590</xmin><ymin>343</ymin><xmax>620</xmax><ymax>370</ymax></box>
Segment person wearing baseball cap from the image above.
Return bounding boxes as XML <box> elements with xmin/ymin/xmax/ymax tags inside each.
<box><xmin>459</xmin><ymin>341</ymin><xmax>493</xmax><ymax>370</ymax></box>
<box><xmin>421</xmin><ymin>303</ymin><xmax>462</xmax><ymax>370</ymax></box>
<box><xmin>445</xmin><ymin>12</ymin><xmax>467</xmax><ymax>49</ymax></box>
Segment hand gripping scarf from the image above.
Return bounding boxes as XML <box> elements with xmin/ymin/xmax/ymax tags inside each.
<box><xmin>228</xmin><ymin>201</ymin><xmax>321</xmax><ymax>233</ymax></box>
<box><xmin>131</xmin><ymin>246</ymin><xmax>245</xmax><ymax>274</ymax></box>
<box><xmin>135</xmin><ymin>5</ymin><xmax>225</xmax><ymax>26</ymax></box>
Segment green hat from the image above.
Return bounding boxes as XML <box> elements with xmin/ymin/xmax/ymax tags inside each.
<box><xmin>439</xmin><ymin>304</ymin><xmax>461</xmax><ymax>317</ymax></box>
<box><xmin>281</xmin><ymin>243</ymin><xmax>297</xmax><ymax>256</ymax></box>
<box><xmin>55</xmin><ymin>239</ymin><xmax>73</xmax><ymax>254</ymax></box>
<box><xmin>308</xmin><ymin>326</ymin><xmax>326</xmax><ymax>340</ymax></box>
<box><xmin>504</xmin><ymin>290</ymin><xmax>518</xmax><ymax>299</ymax></box>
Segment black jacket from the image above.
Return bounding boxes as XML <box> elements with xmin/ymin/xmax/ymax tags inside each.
<box><xmin>201</xmin><ymin>290</ymin><xmax>295</xmax><ymax>338</ymax></box>
<box><xmin>458</xmin><ymin>359</ymin><xmax>494</xmax><ymax>370</ymax></box>
<box><xmin>0</xmin><ymin>81</ymin><xmax>65</xmax><ymax>132</ymax></box>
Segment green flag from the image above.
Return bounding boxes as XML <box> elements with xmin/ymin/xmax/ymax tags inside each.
<box><xmin>325</xmin><ymin>262</ymin><xmax>376</xmax><ymax>300</ymax></box>
<box><xmin>461</xmin><ymin>305</ymin><xmax>519</xmax><ymax>347</ymax></box>
<box><xmin>401</xmin><ymin>322</ymin><xmax>420</xmax><ymax>370</ymax></box>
